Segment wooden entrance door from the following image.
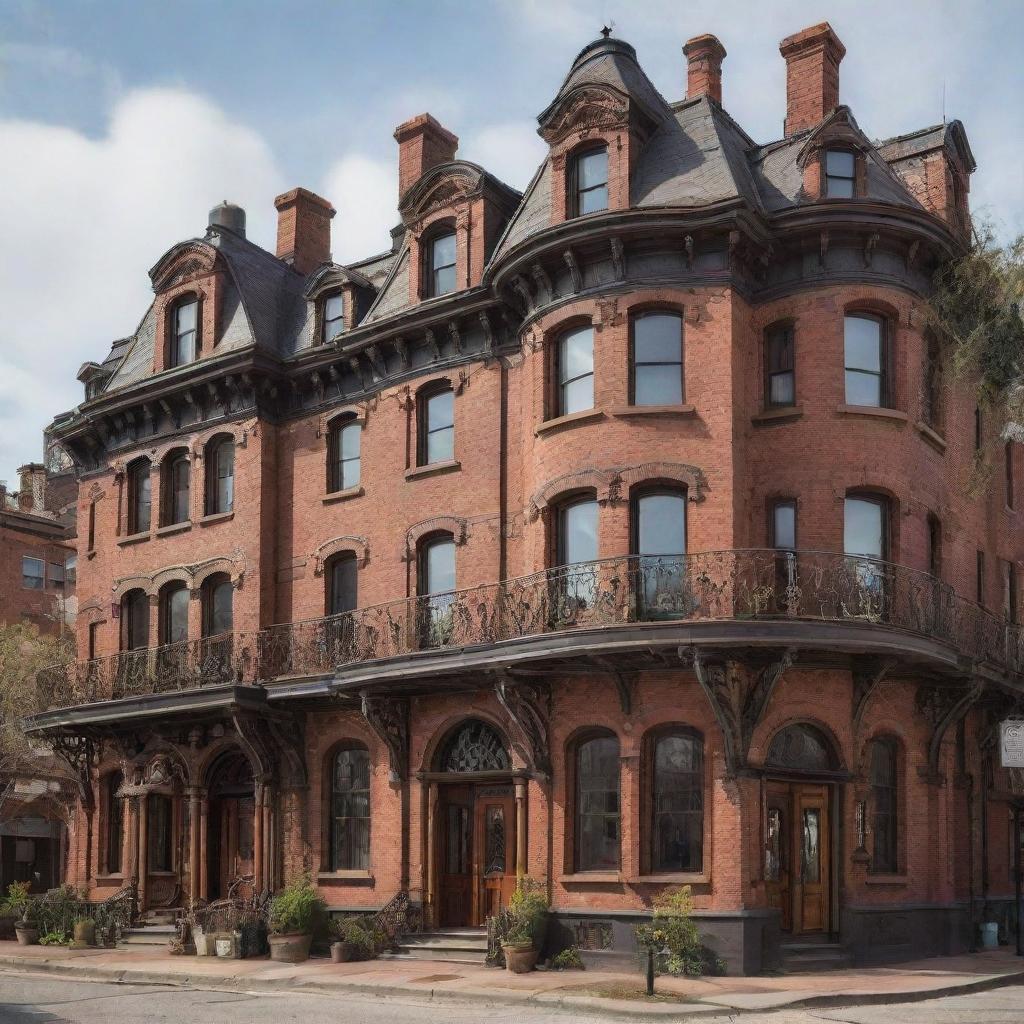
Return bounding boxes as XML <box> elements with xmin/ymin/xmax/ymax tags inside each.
<box><xmin>439</xmin><ymin>785</ymin><xmax>473</xmax><ymax>926</ymax></box>
<box><xmin>764</xmin><ymin>782</ymin><xmax>830</xmax><ymax>935</ymax></box>
<box><xmin>475</xmin><ymin>786</ymin><xmax>516</xmax><ymax>921</ymax></box>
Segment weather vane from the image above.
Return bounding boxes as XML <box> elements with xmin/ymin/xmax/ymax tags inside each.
<box><xmin>600</xmin><ymin>24</ymin><xmax>613</xmax><ymax>39</ymax></box>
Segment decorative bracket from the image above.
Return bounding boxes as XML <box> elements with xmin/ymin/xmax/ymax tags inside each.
<box><xmin>740</xmin><ymin>649</ymin><xmax>796</xmax><ymax>759</ymax></box>
<box><xmin>361</xmin><ymin>694</ymin><xmax>409</xmax><ymax>783</ymax></box>
<box><xmin>916</xmin><ymin>681</ymin><xmax>984</xmax><ymax>782</ymax></box>
<box><xmin>563</xmin><ymin>249</ymin><xmax>582</xmax><ymax>293</ymax></box>
<box><xmin>494</xmin><ymin>675</ymin><xmax>551</xmax><ymax>777</ymax></box>
<box><xmin>687</xmin><ymin>648</ymin><xmax>743</xmax><ymax>772</ymax></box>
<box><xmin>851</xmin><ymin>655</ymin><xmax>897</xmax><ymax>735</ymax></box>
<box><xmin>609</xmin><ymin>237</ymin><xmax>625</xmax><ymax>281</ymax></box>
<box><xmin>593</xmin><ymin>656</ymin><xmax>637</xmax><ymax>716</ymax></box>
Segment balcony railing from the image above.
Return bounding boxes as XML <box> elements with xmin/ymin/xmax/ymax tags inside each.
<box><xmin>39</xmin><ymin>550</ymin><xmax>1024</xmax><ymax>711</ymax></box>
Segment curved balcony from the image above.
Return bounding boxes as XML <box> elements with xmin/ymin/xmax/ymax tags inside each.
<box><xmin>37</xmin><ymin>550</ymin><xmax>1024</xmax><ymax>716</ymax></box>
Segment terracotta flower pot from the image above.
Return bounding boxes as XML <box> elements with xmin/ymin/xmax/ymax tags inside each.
<box><xmin>268</xmin><ymin>932</ymin><xmax>313</xmax><ymax>963</ymax></box>
<box><xmin>502</xmin><ymin>941</ymin><xmax>539</xmax><ymax>974</ymax></box>
<box><xmin>14</xmin><ymin>925</ymin><xmax>40</xmax><ymax>947</ymax></box>
<box><xmin>71</xmin><ymin>920</ymin><xmax>96</xmax><ymax>948</ymax></box>
<box><xmin>330</xmin><ymin>940</ymin><xmax>356</xmax><ymax>963</ymax></box>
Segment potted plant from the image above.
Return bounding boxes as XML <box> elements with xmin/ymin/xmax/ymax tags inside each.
<box><xmin>330</xmin><ymin>916</ymin><xmax>376</xmax><ymax>963</ymax></box>
<box><xmin>7</xmin><ymin>882</ymin><xmax>38</xmax><ymax>946</ymax></box>
<box><xmin>0</xmin><ymin>882</ymin><xmax>26</xmax><ymax>940</ymax></box>
<box><xmin>501</xmin><ymin>927</ymin><xmax>539</xmax><ymax>974</ymax></box>
<box><xmin>267</xmin><ymin>876</ymin><xmax>326</xmax><ymax>964</ymax></box>
<box><xmin>497</xmin><ymin>877</ymin><xmax>548</xmax><ymax>973</ymax></box>
<box><xmin>70</xmin><ymin>916</ymin><xmax>96</xmax><ymax>948</ymax></box>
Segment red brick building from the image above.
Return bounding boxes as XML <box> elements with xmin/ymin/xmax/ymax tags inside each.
<box><xmin>30</xmin><ymin>22</ymin><xmax>1024</xmax><ymax>973</ymax></box>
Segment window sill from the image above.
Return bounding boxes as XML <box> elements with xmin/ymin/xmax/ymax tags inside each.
<box><xmin>610</xmin><ymin>404</ymin><xmax>697</xmax><ymax>419</ymax></box>
<box><xmin>914</xmin><ymin>420</ymin><xmax>947</xmax><ymax>453</ymax></box>
<box><xmin>405</xmin><ymin>460</ymin><xmax>461</xmax><ymax>481</ymax></box>
<box><xmin>117</xmin><ymin>531</ymin><xmax>151</xmax><ymax>547</ymax></box>
<box><xmin>836</xmin><ymin>404</ymin><xmax>909</xmax><ymax>423</ymax></box>
<box><xmin>557</xmin><ymin>872</ymin><xmax>623</xmax><ymax>885</ymax></box>
<box><xmin>146</xmin><ymin>870</ymin><xmax>177</xmax><ymax>877</ymax></box>
<box><xmin>323</xmin><ymin>486</ymin><xmax>365</xmax><ymax>505</ymax></box>
<box><xmin>535</xmin><ymin>408</ymin><xmax>605</xmax><ymax>436</ymax></box>
<box><xmin>95</xmin><ymin>874</ymin><xmax>124</xmax><ymax>883</ymax></box>
<box><xmin>752</xmin><ymin>405</ymin><xmax>804</xmax><ymax>425</ymax></box>
<box><xmin>199</xmin><ymin>510</ymin><xmax>235</xmax><ymax>527</ymax></box>
<box><xmin>317</xmin><ymin>870</ymin><xmax>374</xmax><ymax>886</ymax></box>
<box><xmin>627</xmin><ymin>872</ymin><xmax>710</xmax><ymax>885</ymax></box>
<box><xmin>155</xmin><ymin>521</ymin><xmax>192</xmax><ymax>537</ymax></box>
<box><xmin>864</xmin><ymin>874</ymin><xmax>909</xmax><ymax>886</ymax></box>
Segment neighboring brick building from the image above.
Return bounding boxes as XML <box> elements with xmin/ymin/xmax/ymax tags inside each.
<box><xmin>29</xmin><ymin>23</ymin><xmax>1024</xmax><ymax>972</ymax></box>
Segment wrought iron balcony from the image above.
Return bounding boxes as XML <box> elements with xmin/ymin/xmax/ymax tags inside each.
<box><xmin>39</xmin><ymin>550</ymin><xmax>1024</xmax><ymax>711</ymax></box>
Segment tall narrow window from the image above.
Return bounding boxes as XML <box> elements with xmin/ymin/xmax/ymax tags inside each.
<box><xmin>87</xmin><ymin>502</ymin><xmax>96</xmax><ymax>551</ymax></box>
<box><xmin>418</xmin><ymin>384</ymin><xmax>455</xmax><ymax>465</ymax></box>
<box><xmin>770</xmin><ymin>499</ymin><xmax>797</xmax><ymax>551</ymax></box>
<box><xmin>427</xmin><ymin>231</ymin><xmax>457</xmax><ymax>297</ymax></box>
<box><xmin>1006</xmin><ymin>441</ymin><xmax>1015</xmax><ymax>510</ymax></box>
<box><xmin>974</xmin><ymin>407</ymin><xmax>983</xmax><ymax>450</ymax></box>
<box><xmin>977</xmin><ymin>550</ymin><xmax>986</xmax><ymax>606</ymax></box>
<box><xmin>571</xmin><ymin>146</ymin><xmax>609</xmax><ymax>216</ymax></box>
<box><xmin>927</xmin><ymin>513</ymin><xmax>942</xmax><ymax>579</ymax></box>
<box><xmin>651</xmin><ymin>731</ymin><xmax>703</xmax><ymax>873</ymax></box>
<box><xmin>322</xmin><ymin>292</ymin><xmax>345</xmax><ymax>343</ymax></box>
<box><xmin>634</xmin><ymin>489</ymin><xmax>687</xmax><ymax>616</ymax></box>
<box><xmin>170</xmin><ymin>297</ymin><xmax>198</xmax><ymax>367</ymax></box>
<box><xmin>844</xmin><ymin>496</ymin><xmax>887</xmax><ymax>561</ymax></box>
<box><xmin>419</xmin><ymin>534</ymin><xmax>456</xmax><ymax>646</ymax></box>
<box><xmin>1004</xmin><ymin>561</ymin><xmax>1018</xmax><ymax>625</ymax></box>
<box><xmin>121</xmin><ymin>590</ymin><xmax>149</xmax><ymax>651</ymax></box>
<box><xmin>88</xmin><ymin>622</ymin><xmax>100</xmax><ymax>661</ymax></box>
<box><xmin>328</xmin><ymin>419</ymin><xmax>361</xmax><ymax>491</ymax></box>
<box><xmin>825</xmin><ymin>149</ymin><xmax>856</xmax><ymax>198</ymax></box>
<box><xmin>327</xmin><ymin>553</ymin><xmax>358</xmax><ymax>616</ymax></box>
<box><xmin>575</xmin><ymin>733</ymin><xmax>620</xmax><ymax>871</ymax></box>
<box><xmin>162</xmin><ymin>451</ymin><xmax>190</xmax><ymax>526</ymax></box>
<box><xmin>922</xmin><ymin>331</ymin><xmax>942</xmax><ymax>428</ymax></box>
<box><xmin>160</xmin><ymin>582</ymin><xmax>189</xmax><ymax>646</ymax></box>
<box><xmin>147</xmin><ymin>794</ymin><xmax>173</xmax><ymax>872</ymax></box>
<box><xmin>205</xmin><ymin>436</ymin><xmax>234</xmax><ymax>515</ymax></box>
<box><xmin>765</xmin><ymin>324</ymin><xmax>796</xmax><ymax>407</ymax></box>
<box><xmin>49</xmin><ymin>561</ymin><xmax>65</xmax><ymax>591</ymax></box>
<box><xmin>331</xmin><ymin>745</ymin><xmax>370</xmax><ymax>871</ymax></box>
<box><xmin>869</xmin><ymin>736</ymin><xmax>898</xmax><ymax>873</ymax></box>
<box><xmin>557</xmin><ymin>325</ymin><xmax>594</xmax><ymax>417</ymax></box>
<box><xmin>127</xmin><ymin>459</ymin><xmax>151</xmax><ymax>535</ymax></box>
<box><xmin>201</xmin><ymin>574</ymin><xmax>233</xmax><ymax>637</ymax></box>
<box><xmin>631</xmin><ymin>312</ymin><xmax>683</xmax><ymax>406</ymax></box>
<box><xmin>557</xmin><ymin>495</ymin><xmax>599</xmax><ymax>607</ymax></box>
<box><xmin>844</xmin><ymin>314</ymin><xmax>886</xmax><ymax>407</ymax></box>
<box><xmin>105</xmin><ymin>772</ymin><xmax>123</xmax><ymax>875</ymax></box>
<box><xmin>21</xmin><ymin>556</ymin><xmax>44</xmax><ymax>590</ymax></box>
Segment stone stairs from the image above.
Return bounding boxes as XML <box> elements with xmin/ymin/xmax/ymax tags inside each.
<box><xmin>779</xmin><ymin>941</ymin><xmax>854</xmax><ymax>973</ymax></box>
<box><xmin>118</xmin><ymin>908</ymin><xmax>182</xmax><ymax>949</ymax></box>
<box><xmin>380</xmin><ymin>928</ymin><xmax>489</xmax><ymax>965</ymax></box>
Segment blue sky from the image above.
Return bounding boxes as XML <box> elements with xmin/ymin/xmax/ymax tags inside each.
<box><xmin>1</xmin><ymin>0</ymin><xmax>1022</xmax><ymax>488</ymax></box>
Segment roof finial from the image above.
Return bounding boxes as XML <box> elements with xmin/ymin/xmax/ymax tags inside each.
<box><xmin>600</xmin><ymin>24</ymin><xmax>612</xmax><ymax>39</ymax></box>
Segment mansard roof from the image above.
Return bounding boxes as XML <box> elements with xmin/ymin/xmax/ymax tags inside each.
<box><xmin>877</xmin><ymin>119</ymin><xmax>977</xmax><ymax>173</ymax></box>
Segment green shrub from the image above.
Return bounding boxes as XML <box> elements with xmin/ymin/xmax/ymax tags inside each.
<box><xmin>505</xmin><ymin>877</ymin><xmax>549</xmax><ymax>951</ymax></box>
<box><xmin>635</xmin><ymin>885</ymin><xmax>725</xmax><ymax>977</ymax></box>
<box><xmin>2</xmin><ymin>881</ymin><xmax>31</xmax><ymax>920</ymax></box>
<box><xmin>331</xmin><ymin>916</ymin><xmax>377</xmax><ymax>960</ymax></box>
<box><xmin>267</xmin><ymin>876</ymin><xmax>326</xmax><ymax>936</ymax></box>
<box><xmin>39</xmin><ymin>929</ymin><xmax>68</xmax><ymax>946</ymax></box>
<box><xmin>550</xmin><ymin>947</ymin><xmax>585</xmax><ymax>970</ymax></box>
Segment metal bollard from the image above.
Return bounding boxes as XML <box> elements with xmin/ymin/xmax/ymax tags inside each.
<box><xmin>646</xmin><ymin>947</ymin><xmax>655</xmax><ymax>995</ymax></box>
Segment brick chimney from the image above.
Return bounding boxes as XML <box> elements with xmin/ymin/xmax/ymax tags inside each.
<box><xmin>780</xmin><ymin>22</ymin><xmax>846</xmax><ymax>136</ymax></box>
<box><xmin>273</xmin><ymin>187</ymin><xmax>336</xmax><ymax>276</ymax></box>
<box><xmin>683</xmin><ymin>34</ymin><xmax>727</xmax><ymax>104</ymax></box>
<box><xmin>394</xmin><ymin>113</ymin><xmax>458</xmax><ymax>199</ymax></box>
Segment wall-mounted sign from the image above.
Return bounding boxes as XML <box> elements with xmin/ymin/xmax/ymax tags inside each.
<box><xmin>1000</xmin><ymin>720</ymin><xmax>1024</xmax><ymax>768</ymax></box>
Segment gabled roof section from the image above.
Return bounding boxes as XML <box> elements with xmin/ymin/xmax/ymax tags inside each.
<box><xmin>363</xmin><ymin>245</ymin><xmax>412</xmax><ymax>324</ymax></box>
<box><xmin>399</xmin><ymin>160</ymin><xmax>521</xmax><ymax>227</ymax></box>
<box><xmin>877</xmin><ymin>119</ymin><xmax>977</xmax><ymax>173</ymax></box>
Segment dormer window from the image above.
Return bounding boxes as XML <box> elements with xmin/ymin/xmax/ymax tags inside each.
<box><xmin>427</xmin><ymin>231</ymin><xmax>457</xmax><ymax>297</ymax></box>
<box><xmin>170</xmin><ymin>297</ymin><xmax>198</xmax><ymax>367</ymax></box>
<box><xmin>825</xmin><ymin>150</ymin><xmax>856</xmax><ymax>198</ymax></box>
<box><xmin>571</xmin><ymin>146</ymin><xmax>609</xmax><ymax>216</ymax></box>
<box><xmin>322</xmin><ymin>292</ymin><xmax>345</xmax><ymax>343</ymax></box>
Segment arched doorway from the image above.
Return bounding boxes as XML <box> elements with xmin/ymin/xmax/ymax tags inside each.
<box><xmin>205</xmin><ymin>750</ymin><xmax>255</xmax><ymax>901</ymax></box>
<box><xmin>763</xmin><ymin>724</ymin><xmax>841</xmax><ymax>937</ymax></box>
<box><xmin>430</xmin><ymin>719</ymin><xmax>517</xmax><ymax>928</ymax></box>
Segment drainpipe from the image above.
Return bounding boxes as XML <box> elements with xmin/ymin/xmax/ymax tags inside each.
<box><xmin>967</xmin><ymin>772</ymin><xmax>976</xmax><ymax>952</ymax></box>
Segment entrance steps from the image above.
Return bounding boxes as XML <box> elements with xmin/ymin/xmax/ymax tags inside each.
<box><xmin>380</xmin><ymin>928</ymin><xmax>489</xmax><ymax>966</ymax></box>
<box><xmin>780</xmin><ymin>941</ymin><xmax>853</xmax><ymax>973</ymax></box>
<box><xmin>118</xmin><ymin>907</ymin><xmax>183</xmax><ymax>948</ymax></box>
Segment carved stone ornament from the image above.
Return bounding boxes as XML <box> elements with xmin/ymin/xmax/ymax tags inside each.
<box><xmin>539</xmin><ymin>85</ymin><xmax>630</xmax><ymax>145</ymax></box>
<box><xmin>494</xmin><ymin>677</ymin><xmax>551</xmax><ymax>776</ymax></box>
<box><xmin>361</xmin><ymin>694</ymin><xmax>409</xmax><ymax>781</ymax></box>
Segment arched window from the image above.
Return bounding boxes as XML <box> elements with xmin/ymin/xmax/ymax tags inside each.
<box><xmin>844</xmin><ymin>493</ymin><xmax>888</xmax><ymax>561</ymax></box>
<box><xmin>556</xmin><ymin>324</ymin><xmax>594</xmax><ymax>417</ymax></box>
<box><xmin>121</xmin><ymin>589</ymin><xmax>150</xmax><ymax>651</ymax></box>
<box><xmin>425</xmin><ymin>230</ymin><xmax>457</xmax><ymax>297</ymax></box>
<box><xmin>764</xmin><ymin>323</ymin><xmax>796</xmax><ymax>408</ymax></box>
<box><xmin>570</xmin><ymin>145</ymin><xmax>609</xmax><ymax>216</ymax></box>
<box><xmin>105</xmin><ymin>772</ymin><xmax>124</xmax><ymax>875</ymax></box>
<box><xmin>438</xmin><ymin>720</ymin><xmax>510</xmax><ymax>773</ymax></box>
<box><xmin>574</xmin><ymin>732</ymin><xmax>620</xmax><ymax>871</ymax></box>
<box><xmin>328</xmin><ymin>417</ymin><xmax>361</xmax><ymax>491</ymax></box>
<box><xmin>631</xmin><ymin>312</ymin><xmax>683</xmax><ymax>406</ymax></box>
<box><xmin>159</xmin><ymin>581</ymin><xmax>189</xmax><ymax>646</ymax></box>
<box><xmin>632</xmin><ymin>487</ymin><xmax>687</xmax><ymax>617</ymax></box>
<box><xmin>649</xmin><ymin>730</ymin><xmax>703</xmax><ymax>873</ymax></box>
<box><xmin>417</xmin><ymin>383</ymin><xmax>454</xmax><ymax>466</ymax></box>
<box><xmin>322</xmin><ymin>291</ymin><xmax>345</xmax><ymax>343</ymax></box>
<box><xmin>326</xmin><ymin>552</ymin><xmax>358</xmax><ymax>616</ymax></box>
<box><xmin>418</xmin><ymin>532</ymin><xmax>456</xmax><ymax>647</ymax></box>
<box><xmin>126</xmin><ymin>458</ymin><xmax>151</xmax><ymax>535</ymax></box>
<box><xmin>869</xmin><ymin>736</ymin><xmax>899</xmax><ymax>873</ymax></box>
<box><xmin>824</xmin><ymin>149</ymin><xmax>856</xmax><ymax>198</ymax></box>
<box><xmin>201</xmin><ymin>573</ymin><xmax>233</xmax><ymax>637</ymax></box>
<box><xmin>147</xmin><ymin>793</ymin><xmax>173</xmax><ymax>872</ymax></box>
<box><xmin>169</xmin><ymin>296</ymin><xmax>199</xmax><ymax>367</ymax></box>
<box><xmin>205</xmin><ymin>436</ymin><xmax>234</xmax><ymax>516</ymax></box>
<box><xmin>161</xmin><ymin>450</ymin><xmax>190</xmax><ymax>526</ymax></box>
<box><xmin>556</xmin><ymin>494</ymin><xmax>598</xmax><ymax>607</ymax></box>
<box><xmin>766</xmin><ymin>723</ymin><xmax>838</xmax><ymax>773</ymax></box>
<box><xmin>844</xmin><ymin>313</ymin><xmax>889</xmax><ymax>408</ymax></box>
<box><xmin>330</xmin><ymin>744</ymin><xmax>370</xmax><ymax>871</ymax></box>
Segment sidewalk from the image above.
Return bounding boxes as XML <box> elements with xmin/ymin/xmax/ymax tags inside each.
<box><xmin>1</xmin><ymin>942</ymin><xmax>1022</xmax><ymax>1018</ymax></box>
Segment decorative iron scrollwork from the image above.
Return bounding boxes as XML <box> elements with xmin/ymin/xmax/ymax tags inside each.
<box><xmin>360</xmin><ymin>694</ymin><xmax>409</xmax><ymax>782</ymax></box>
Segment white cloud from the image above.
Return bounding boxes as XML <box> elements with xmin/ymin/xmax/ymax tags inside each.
<box><xmin>321</xmin><ymin>154</ymin><xmax>398</xmax><ymax>264</ymax></box>
<box><xmin>465</xmin><ymin>121</ymin><xmax>547</xmax><ymax>192</ymax></box>
<box><xmin>0</xmin><ymin>87</ymin><xmax>285</xmax><ymax>486</ymax></box>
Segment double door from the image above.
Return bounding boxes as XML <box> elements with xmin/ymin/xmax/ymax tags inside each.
<box><xmin>764</xmin><ymin>782</ymin><xmax>830</xmax><ymax>934</ymax></box>
<box><xmin>438</xmin><ymin>783</ymin><xmax>516</xmax><ymax>927</ymax></box>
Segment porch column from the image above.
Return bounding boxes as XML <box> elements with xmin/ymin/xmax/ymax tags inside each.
<box><xmin>253</xmin><ymin>782</ymin><xmax>264</xmax><ymax>892</ymax></box>
<box><xmin>263</xmin><ymin>785</ymin><xmax>277</xmax><ymax>891</ymax></box>
<box><xmin>514</xmin><ymin>779</ymin><xmax>527</xmax><ymax>881</ymax></box>
<box><xmin>137</xmin><ymin>793</ymin><xmax>149</xmax><ymax>910</ymax></box>
<box><xmin>121</xmin><ymin>795</ymin><xmax>134</xmax><ymax>885</ymax></box>
<box><xmin>199</xmin><ymin>793</ymin><xmax>209</xmax><ymax>899</ymax></box>
<box><xmin>425</xmin><ymin>781</ymin><xmax>437</xmax><ymax>926</ymax></box>
<box><xmin>188</xmin><ymin>786</ymin><xmax>202</xmax><ymax>905</ymax></box>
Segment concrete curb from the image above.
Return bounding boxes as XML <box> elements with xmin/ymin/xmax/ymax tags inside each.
<box><xmin>1</xmin><ymin>953</ymin><xmax>1023</xmax><ymax>1019</ymax></box>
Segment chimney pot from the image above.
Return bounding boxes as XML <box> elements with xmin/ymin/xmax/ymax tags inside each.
<box><xmin>683</xmin><ymin>34</ymin><xmax>727</xmax><ymax>104</ymax></box>
<box><xmin>273</xmin><ymin>187</ymin><xmax>336</xmax><ymax>276</ymax></box>
<box><xmin>780</xmin><ymin>22</ymin><xmax>846</xmax><ymax>136</ymax></box>
<box><xmin>394</xmin><ymin>113</ymin><xmax>458</xmax><ymax>199</ymax></box>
